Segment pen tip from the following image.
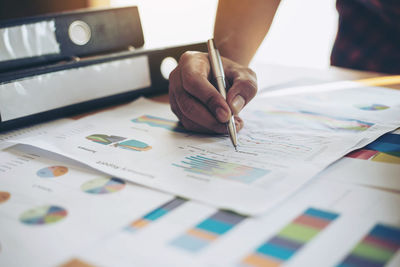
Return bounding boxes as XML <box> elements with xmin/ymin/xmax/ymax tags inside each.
<box><xmin>234</xmin><ymin>146</ymin><xmax>238</xmax><ymax>152</ymax></box>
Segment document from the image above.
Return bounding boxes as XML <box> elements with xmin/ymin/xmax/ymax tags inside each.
<box><xmin>317</xmin><ymin>128</ymin><xmax>400</xmax><ymax>191</ymax></box>
<box><xmin>0</xmin><ymin>118</ymin><xmax>72</xmax><ymax>150</ymax></box>
<box><xmin>9</xmin><ymin>83</ymin><xmax>400</xmax><ymax>215</ymax></box>
<box><xmin>64</xmin><ymin>180</ymin><xmax>400</xmax><ymax>267</ymax></box>
<box><xmin>0</xmin><ymin>145</ymin><xmax>172</xmax><ymax>267</ymax></box>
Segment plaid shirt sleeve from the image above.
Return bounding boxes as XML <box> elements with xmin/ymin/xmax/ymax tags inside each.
<box><xmin>331</xmin><ymin>0</ymin><xmax>400</xmax><ymax>74</ymax></box>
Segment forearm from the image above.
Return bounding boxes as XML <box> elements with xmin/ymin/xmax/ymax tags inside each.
<box><xmin>214</xmin><ymin>0</ymin><xmax>281</xmax><ymax>66</ymax></box>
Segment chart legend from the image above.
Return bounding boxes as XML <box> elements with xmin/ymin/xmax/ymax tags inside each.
<box><xmin>81</xmin><ymin>177</ymin><xmax>126</xmax><ymax>194</ymax></box>
<box><xmin>346</xmin><ymin>133</ymin><xmax>400</xmax><ymax>164</ymax></box>
<box><xmin>125</xmin><ymin>198</ymin><xmax>186</xmax><ymax>233</ymax></box>
<box><xmin>241</xmin><ymin>208</ymin><xmax>339</xmax><ymax>267</ymax></box>
<box><xmin>132</xmin><ymin>115</ymin><xmax>186</xmax><ymax>133</ymax></box>
<box><xmin>336</xmin><ymin>223</ymin><xmax>400</xmax><ymax>267</ymax></box>
<box><xmin>170</xmin><ymin>210</ymin><xmax>246</xmax><ymax>252</ymax></box>
<box><xmin>36</xmin><ymin>166</ymin><xmax>68</xmax><ymax>178</ymax></box>
<box><xmin>20</xmin><ymin>205</ymin><xmax>68</xmax><ymax>225</ymax></box>
<box><xmin>173</xmin><ymin>155</ymin><xmax>269</xmax><ymax>184</ymax></box>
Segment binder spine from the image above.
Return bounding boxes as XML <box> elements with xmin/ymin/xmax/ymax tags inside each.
<box><xmin>0</xmin><ymin>6</ymin><xmax>144</xmax><ymax>72</ymax></box>
<box><xmin>0</xmin><ymin>42</ymin><xmax>207</xmax><ymax>131</ymax></box>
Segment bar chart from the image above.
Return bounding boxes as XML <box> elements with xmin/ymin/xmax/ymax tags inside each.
<box><xmin>241</xmin><ymin>207</ymin><xmax>339</xmax><ymax>267</ymax></box>
<box><xmin>124</xmin><ymin>198</ymin><xmax>186</xmax><ymax>233</ymax></box>
<box><xmin>172</xmin><ymin>155</ymin><xmax>269</xmax><ymax>184</ymax></box>
<box><xmin>336</xmin><ymin>223</ymin><xmax>400</xmax><ymax>267</ymax></box>
<box><xmin>170</xmin><ymin>210</ymin><xmax>246</xmax><ymax>252</ymax></box>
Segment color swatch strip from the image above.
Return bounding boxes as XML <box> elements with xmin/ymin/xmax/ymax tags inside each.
<box><xmin>241</xmin><ymin>208</ymin><xmax>339</xmax><ymax>267</ymax></box>
<box><xmin>124</xmin><ymin>198</ymin><xmax>186</xmax><ymax>232</ymax></box>
<box><xmin>346</xmin><ymin>133</ymin><xmax>400</xmax><ymax>164</ymax></box>
<box><xmin>170</xmin><ymin>210</ymin><xmax>246</xmax><ymax>252</ymax></box>
<box><xmin>336</xmin><ymin>223</ymin><xmax>400</xmax><ymax>267</ymax></box>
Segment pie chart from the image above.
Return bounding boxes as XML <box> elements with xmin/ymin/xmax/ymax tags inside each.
<box><xmin>20</xmin><ymin>205</ymin><xmax>68</xmax><ymax>225</ymax></box>
<box><xmin>37</xmin><ymin>166</ymin><xmax>68</xmax><ymax>178</ymax></box>
<box><xmin>81</xmin><ymin>177</ymin><xmax>126</xmax><ymax>194</ymax></box>
<box><xmin>0</xmin><ymin>191</ymin><xmax>10</xmax><ymax>204</ymax></box>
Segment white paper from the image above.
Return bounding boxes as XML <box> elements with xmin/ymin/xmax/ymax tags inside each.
<box><xmin>0</xmin><ymin>118</ymin><xmax>72</xmax><ymax>150</ymax></box>
<box><xmin>0</xmin><ymin>146</ymin><xmax>172</xmax><ymax>267</ymax></box>
<box><xmin>316</xmin><ymin>129</ymin><xmax>400</xmax><ymax>191</ymax></box>
<box><xmin>9</xmin><ymin>84</ymin><xmax>400</xmax><ymax>215</ymax></box>
<box><xmin>70</xmin><ymin>180</ymin><xmax>400</xmax><ymax>267</ymax></box>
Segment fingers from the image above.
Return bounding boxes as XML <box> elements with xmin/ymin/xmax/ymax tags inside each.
<box><xmin>224</xmin><ymin>59</ymin><xmax>258</xmax><ymax>115</ymax></box>
<box><xmin>179</xmin><ymin>52</ymin><xmax>231</xmax><ymax>123</ymax></box>
<box><xmin>170</xmin><ymin>91</ymin><xmax>217</xmax><ymax>133</ymax></box>
<box><xmin>168</xmin><ymin>51</ymin><xmax>255</xmax><ymax>134</ymax></box>
<box><xmin>169</xmin><ymin>66</ymin><xmax>227</xmax><ymax>134</ymax></box>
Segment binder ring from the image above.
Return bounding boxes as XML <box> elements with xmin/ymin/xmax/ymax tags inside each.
<box><xmin>68</xmin><ymin>20</ymin><xmax>91</xmax><ymax>46</ymax></box>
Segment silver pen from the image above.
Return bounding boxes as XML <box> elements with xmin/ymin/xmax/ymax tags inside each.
<box><xmin>207</xmin><ymin>39</ymin><xmax>238</xmax><ymax>151</ymax></box>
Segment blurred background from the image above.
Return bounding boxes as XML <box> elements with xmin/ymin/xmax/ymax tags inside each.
<box><xmin>0</xmin><ymin>0</ymin><xmax>338</xmax><ymax>69</ymax></box>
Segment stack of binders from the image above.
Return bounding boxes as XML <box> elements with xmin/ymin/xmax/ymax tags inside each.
<box><xmin>0</xmin><ymin>6</ymin><xmax>206</xmax><ymax>131</ymax></box>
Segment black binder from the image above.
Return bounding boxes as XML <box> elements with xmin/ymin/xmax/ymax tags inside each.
<box><xmin>0</xmin><ymin>6</ymin><xmax>144</xmax><ymax>72</ymax></box>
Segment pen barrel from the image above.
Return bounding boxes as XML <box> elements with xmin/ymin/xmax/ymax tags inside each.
<box><xmin>216</xmin><ymin>77</ymin><xmax>227</xmax><ymax>99</ymax></box>
<box><xmin>227</xmin><ymin>115</ymin><xmax>238</xmax><ymax>147</ymax></box>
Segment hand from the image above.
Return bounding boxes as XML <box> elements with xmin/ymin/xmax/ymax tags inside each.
<box><xmin>169</xmin><ymin>51</ymin><xmax>257</xmax><ymax>134</ymax></box>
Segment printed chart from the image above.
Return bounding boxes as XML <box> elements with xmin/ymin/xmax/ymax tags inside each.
<box><xmin>356</xmin><ymin>104</ymin><xmax>390</xmax><ymax>111</ymax></box>
<box><xmin>114</xmin><ymin>140</ymin><xmax>152</xmax><ymax>152</ymax></box>
<box><xmin>241</xmin><ymin>208</ymin><xmax>339</xmax><ymax>267</ymax></box>
<box><xmin>125</xmin><ymin>198</ymin><xmax>186</xmax><ymax>233</ymax></box>
<box><xmin>261</xmin><ymin>109</ymin><xmax>374</xmax><ymax>132</ymax></box>
<box><xmin>173</xmin><ymin>155</ymin><xmax>269</xmax><ymax>184</ymax></box>
<box><xmin>86</xmin><ymin>134</ymin><xmax>125</xmax><ymax>145</ymax></box>
<box><xmin>336</xmin><ymin>223</ymin><xmax>400</xmax><ymax>267</ymax></box>
<box><xmin>81</xmin><ymin>177</ymin><xmax>126</xmax><ymax>194</ymax></box>
<box><xmin>36</xmin><ymin>166</ymin><xmax>69</xmax><ymax>178</ymax></box>
<box><xmin>86</xmin><ymin>134</ymin><xmax>152</xmax><ymax>152</ymax></box>
<box><xmin>132</xmin><ymin>115</ymin><xmax>186</xmax><ymax>133</ymax></box>
<box><xmin>346</xmin><ymin>133</ymin><xmax>400</xmax><ymax>164</ymax></box>
<box><xmin>170</xmin><ymin>210</ymin><xmax>246</xmax><ymax>252</ymax></box>
<box><xmin>20</xmin><ymin>205</ymin><xmax>68</xmax><ymax>225</ymax></box>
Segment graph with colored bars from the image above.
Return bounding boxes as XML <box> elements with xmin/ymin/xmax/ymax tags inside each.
<box><xmin>132</xmin><ymin>115</ymin><xmax>186</xmax><ymax>133</ymax></box>
<box><xmin>172</xmin><ymin>155</ymin><xmax>269</xmax><ymax>184</ymax></box>
<box><xmin>170</xmin><ymin>210</ymin><xmax>246</xmax><ymax>252</ymax></box>
<box><xmin>124</xmin><ymin>198</ymin><xmax>186</xmax><ymax>233</ymax></box>
<box><xmin>263</xmin><ymin>109</ymin><xmax>373</xmax><ymax>132</ymax></box>
<box><xmin>357</xmin><ymin>104</ymin><xmax>389</xmax><ymax>111</ymax></box>
<box><xmin>241</xmin><ymin>208</ymin><xmax>339</xmax><ymax>267</ymax></box>
<box><xmin>336</xmin><ymin>223</ymin><xmax>400</xmax><ymax>267</ymax></box>
<box><xmin>346</xmin><ymin>132</ymin><xmax>400</xmax><ymax>164</ymax></box>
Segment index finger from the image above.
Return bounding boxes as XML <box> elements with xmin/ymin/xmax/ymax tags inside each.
<box><xmin>224</xmin><ymin>60</ymin><xmax>258</xmax><ymax>115</ymax></box>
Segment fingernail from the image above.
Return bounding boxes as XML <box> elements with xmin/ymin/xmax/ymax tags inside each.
<box><xmin>216</xmin><ymin>107</ymin><xmax>229</xmax><ymax>122</ymax></box>
<box><xmin>232</xmin><ymin>95</ymin><xmax>245</xmax><ymax>114</ymax></box>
